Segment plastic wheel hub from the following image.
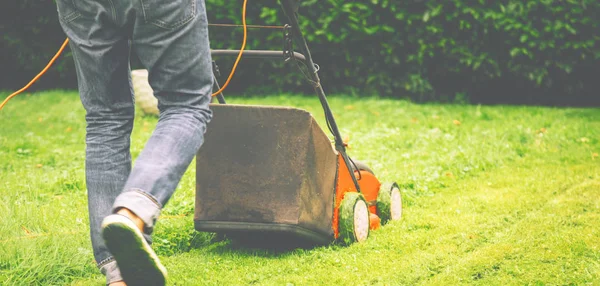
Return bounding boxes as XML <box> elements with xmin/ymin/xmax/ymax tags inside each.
<box><xmin>390</xmin><ymin>187</ymin><xmax>402</xmax><ymax>220</ymax></box>
<box><xmin>353</xmin><ymin>199</ymin><xmax>369</xmax><ymax>242</ymax></box>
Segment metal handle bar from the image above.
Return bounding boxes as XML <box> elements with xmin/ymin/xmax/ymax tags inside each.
<box><xmin>211</xmin><ymin>49</ymin><xmax>306</xmax><ymax>62</ymax></box>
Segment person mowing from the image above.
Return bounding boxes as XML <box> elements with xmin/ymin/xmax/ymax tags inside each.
<box><xmin>55</xmin><ymin>0</ymin><xmax>213</xmax><ymax>285</ymax></box>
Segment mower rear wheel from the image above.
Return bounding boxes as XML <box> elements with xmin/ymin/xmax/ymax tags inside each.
<box><xmin>376</xmin><ymin>182</ymin><xmax>403</xmax><ymax>225</ymax></box>
<box><xmin>338</xmin><ymin>192</ymin><xmax>370</xmax><ymax>244</ymax></box>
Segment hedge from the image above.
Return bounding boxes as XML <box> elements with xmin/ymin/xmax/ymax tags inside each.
<box><xmin>1</xmin><ymin>0</ymin><xmax>599</xmax><ymax>105</ymax></box>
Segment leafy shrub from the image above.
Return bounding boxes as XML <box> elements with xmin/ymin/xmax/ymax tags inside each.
<box><xmin>0</xmin><ymin>0</ymin><xmax>78</xmax><ymax>90</ymax></box>
<box><xmin>1</xmin><ymin>0</ymin><xmax>599</xmax><ymax>105</ymax></box>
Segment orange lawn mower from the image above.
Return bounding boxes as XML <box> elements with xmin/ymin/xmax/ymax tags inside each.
<box><xmin>192</xmin><ymin>0</ymin><xmax>404</xmax><ymax>246</ymax></box>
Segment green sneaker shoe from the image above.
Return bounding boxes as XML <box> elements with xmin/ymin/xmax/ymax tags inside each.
<box><xmin>101</xmin><ymin>214</ymin><xmax>167</xmax><ymax>286</ymax></box>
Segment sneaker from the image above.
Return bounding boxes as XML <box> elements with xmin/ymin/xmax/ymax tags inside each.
<box><xmin>101</xmin><ymin>214</ymin><xmax>167</xmax><ymax>286</ymax></box>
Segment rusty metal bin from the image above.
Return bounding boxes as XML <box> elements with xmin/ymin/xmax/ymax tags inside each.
<box><xmin>194</xmin><ymin>104</ymin><xmax>339</xmax><ymax>244</ymax></box>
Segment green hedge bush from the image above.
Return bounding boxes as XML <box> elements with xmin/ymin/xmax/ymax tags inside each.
<box><xmin>1</xmin><ymin>0</ymin><xmax>599</xmax><ymax>105</ymax></box>
<box><xmin>0</xmin><ymin>0</ymin><xmax>78</xmax><ymax>90</ymax></box>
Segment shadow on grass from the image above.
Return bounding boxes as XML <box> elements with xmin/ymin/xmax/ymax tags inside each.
<box><xmin>153</xmin><ymin>219</ymin><xmax>337</xmax><ymax>257</ymax></box>
<box><xmin>191</xmin><ymin>232</ymin><xmax>335</xmax><ymax>257</ymax></box>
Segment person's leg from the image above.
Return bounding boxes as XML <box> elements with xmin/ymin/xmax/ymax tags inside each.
<box><xmin>55</xmin><ymin>0</ymin><xmax>135</xmax><ymax>284</ymax></box>
<box><xmin>101</xmin><ymin>0</ymin><xmax>212</xmax><ymax>284</ymax></box>
<box><xmin>110</xmin><ymin>0</ymin><xmax>213</xmax><ymax>233</ymax></box>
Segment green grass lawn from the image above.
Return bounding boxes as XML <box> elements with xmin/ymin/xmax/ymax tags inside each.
<box><xmin>1</xmin><ymin>91</ymin><xmax>599</xmax><ymax>285</ymax></box>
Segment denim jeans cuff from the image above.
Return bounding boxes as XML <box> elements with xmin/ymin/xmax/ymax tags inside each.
<box><xmin>112</xmin><ymin>189</ymin><xmax>162</xmax><ymax>234</ymax></box>
<box><xmin>99</xmin><ymin>259</ymin><xmax>123</xmax><ymax>285</ymax></box>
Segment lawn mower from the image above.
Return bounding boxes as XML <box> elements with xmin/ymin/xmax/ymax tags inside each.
<box><xmin>192</xmin><ymin>0</ymin><xmax>403</xmax><ymax>245</ymax></box>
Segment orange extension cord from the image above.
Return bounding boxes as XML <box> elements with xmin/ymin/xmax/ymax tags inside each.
<box><xmin>212</xmin><ymin>0</ymin><xmax>247</xmax><ymax>97</ymax></box>
<box><xmin>0</xmin><ymin>39</ymin><xmax>70</xmax><ymax>111</ymax></box>
<box><xmin>0</xmin><ymin>0</ymin><xmax>248</xmax><ymax>112</ymax></box>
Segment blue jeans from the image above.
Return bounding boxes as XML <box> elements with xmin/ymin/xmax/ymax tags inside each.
<box><xmin>56</xmin><ymin>0</ymin><xmax>213</xmax><ymax>283</ymax></box>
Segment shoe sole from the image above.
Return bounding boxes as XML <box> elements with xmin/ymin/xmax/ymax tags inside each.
<box><xmin>102</xmin><ymin>215</ymin><xmax>167</xmax><ymax>286</ymax></box>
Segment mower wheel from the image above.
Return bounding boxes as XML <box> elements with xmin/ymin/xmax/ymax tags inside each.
<box><xmin>376</xmin><ymin>182</ymin><xmax>403</xmax><ymax>225</ymax></box>
<box><xmin>351</xmin><ymin>160</ymin><xmax>374</xmax><ymax>175</ymax></box>
<box><xmin>338</xmin><ymin>192</ymin><xmax>370</xmax><ymax>244</ymax></box>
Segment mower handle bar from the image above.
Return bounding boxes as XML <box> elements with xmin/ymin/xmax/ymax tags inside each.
<box><xmin>211</xmin><ymin>49</ymin><xmax>306</xmax><ymax>62</ymax></box>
